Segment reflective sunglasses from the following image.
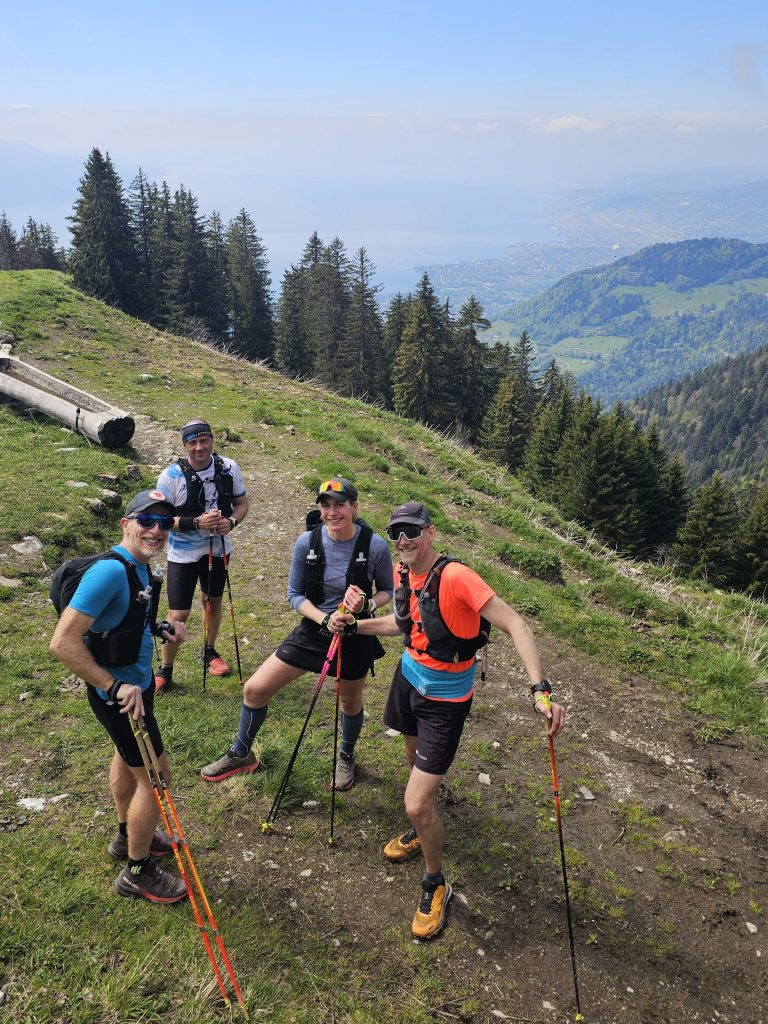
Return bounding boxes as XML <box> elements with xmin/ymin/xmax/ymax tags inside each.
<box><xmin>319</xmin><ymin>479</ymin><xmax>355</xmax><ymax>497</ymax></box>
<box><xmin>128</xmin><ymin>513</ymin><xmax>174</xmax><ymax>530</ymax></box>
<box><xmin>386</xmin><ymin>523</ymin><xmax>425</xmax><ymax>542</ymax></box>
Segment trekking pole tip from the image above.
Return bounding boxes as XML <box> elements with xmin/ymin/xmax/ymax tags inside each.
<box><xmin>261</xmin><ymin>821</ymin><xmax>274</xmax><ymax>834</ymax></box>
<box><xmin>575</xmin><ymin>1015</ymin><xmax>584</xmax><ymax>1022</ymax></box>
<box><xmin>327</xmin><ymin>836</ymin><xmax>335</xmax><ymax>847</ymax></box>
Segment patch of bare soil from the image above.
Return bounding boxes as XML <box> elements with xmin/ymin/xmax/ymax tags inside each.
<box><xmin>132</xmin><ymin>414</ymin><xmax>768</xmax><ymax>1024</ymax></box>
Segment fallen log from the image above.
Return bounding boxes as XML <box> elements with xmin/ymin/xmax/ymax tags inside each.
<box><xmin>0</xmin><ymin>354</ymin><xmax>135</xmax><ymax>448</ymax></box>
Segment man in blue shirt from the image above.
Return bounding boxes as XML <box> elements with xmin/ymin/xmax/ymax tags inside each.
<box><xmin>50</xmin><ymin>490</ymin><xmax>190</xmax><ymax>903</ymax></box>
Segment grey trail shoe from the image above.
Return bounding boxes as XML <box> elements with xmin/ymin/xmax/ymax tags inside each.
<box><xmin>114</xmin><ymin>860</ymin><xmax>187</xmax><ymax>903</ymax></box>
<box><xmin>201</xmin><ymin>748</ymin><xmax>260</xmax><ymax>782</ymax></box>
<box><xmin>108</xmin><ymin>830</ymin><xmax>173</xmax><ymax>860</ymax></box>
<box><xmin>333</xmin><ymin>752</ymin><xmax>356</xmax><ymax>791</ymax></box>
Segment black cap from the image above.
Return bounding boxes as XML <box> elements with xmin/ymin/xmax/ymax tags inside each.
<box><xmin>316</xmin><ymin>478</ymin><xmax>358</xmax><ymax>503</ymax></box>
<box><xmin>124</xmin><ymin>489</ymin><xmax>176</xmax><ymax>517</ymax></box>
<box><xmin>181</xmin><ymin>419</ymin><xmax>213</xmax><ymax>443</ymax></box>
<box><xmin>386</xmin><ymin>501</ymin><xmax>432</xmax><ymax>529</ymax></box>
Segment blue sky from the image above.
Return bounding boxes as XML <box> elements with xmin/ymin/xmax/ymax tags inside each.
<box><xmin>1</xmin><ymin>1</ymin><xmax>767</xmax><ymax>275</ymax></box>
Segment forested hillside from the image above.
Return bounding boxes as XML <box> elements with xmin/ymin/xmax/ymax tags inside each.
<box><xmin>494</xmin><ymin>238</ymin><xmax>768</xmax><ymax>402</ymax></box>
<box><xmin>630</xmin><ymin>343</ymin><xmax>768</xmax><ymax>487</ymax></box>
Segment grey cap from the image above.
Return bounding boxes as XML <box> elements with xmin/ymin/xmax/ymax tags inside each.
<box><xmin>124</xmin><ymin>489</ymin><xmax>176</xmax><ymax>517</ymax></box>
<box><xmin>386</xmin><ymin>501</ymin><xmax>432</xmax><ymax>529</ymax></box>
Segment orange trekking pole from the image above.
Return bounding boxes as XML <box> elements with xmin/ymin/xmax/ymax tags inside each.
<box><xmin>539</xmin><ymin>693</ymin><xmax>583</xmax><ymax>1022</ymax></box>
<box><xmin>131</xmin><ymin>718</ymin><xmax>248</xmax><ymax>1017</ymax></box>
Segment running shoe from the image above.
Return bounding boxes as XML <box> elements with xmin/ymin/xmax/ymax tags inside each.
<box><xmin>201</xmin><ymin>749</ymin><xmax>260</xmax><ymax>782</ymax></box>
<box><xmin>383</xmin><ymin>827</ymin><xmax>422</xmax><ymax>863</ymax></box>
<box><xmin>412</xmin><ymin>878</ymin><xmax>453</xmax><ymax>939</ymax></box>
<box><xmin>200</xmin><ymin>645</ymin><xmax>230</xmax><ymax>677</ymax></box>
<box><xmin>333</xmin><ymin>753</ymin><xmax>356</xmax><ymax>791</ymax></box>
<box><xmin>115</xmin><ymin>860</ymin><xmax>187</xmax><ymax>903</ymax></box>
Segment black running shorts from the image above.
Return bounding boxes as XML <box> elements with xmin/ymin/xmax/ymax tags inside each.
<box><xmin>383</xmin><ymin>661</ymin><xmax>472</xmax><ymax>776</ymax></box>
<box><xmin>87</xmin><ymin>678</ymin><xmax>164</xmax><ymax>768</ymax></box>
<box><xmin>275</xmin><ymin>618</ymin><xmax>385</xmax><ymax>681</ymax></box>
<box><xmin>166</xmin><ymin>554</ymin><xmax>226</xmax><ymax>609</ymax></box>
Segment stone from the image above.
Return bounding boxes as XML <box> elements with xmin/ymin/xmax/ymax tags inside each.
<box><xmin>65</xmin><ymin>480</ymin><xmax>88</xmax><ymax>488</ymax></box>
<box><xmin>300</xmin><ymin>868</ymin><xmax>312</xmax><ymax>878</ymax></box>
<box><xmin>385</xmin><ymin>728</ymin><xmax>401</xmax><ymax>737</ymax></box>
<box><xmin>578</xmin><ymin>786</ymin><xmax>595</xmax><ymax>801</ymax></box>
<box><xmin>478</xmin><ymin>773</ymin><xmax>491</xmax><ymax>785</ymax></box>
<box><xmin>0</xmin><ymin>576</ymin><xmax>21</xmax><ymax>588</ymax></box>
<box><xmin>746</xmin><ymin>922</ymin><xmax>758</xmax><ymax>934</ymax></box>
<box><xmin>99</xmin><ymin>489</ymin><xmax>122</xmax><ymax>508</ymax></box>
<box><xmin>11</xmin><ymin>536</ymin><xmax>43</xmax><ymax>555</ymax></box>
<box><xmin>86</xmin><ymin>499</ymin><xmax>109</xmax><ymax>517</ymax></box>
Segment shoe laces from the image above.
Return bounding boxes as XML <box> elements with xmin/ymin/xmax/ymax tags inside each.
<box><xmin>401</xmin><ymin>827</ymin><xmax>418</xmax><ymax>845</ymax></box>
<box><xmin>419</xmin><ymin>884</ymin><xmax>440</xmax><ymax>914</ymax></box>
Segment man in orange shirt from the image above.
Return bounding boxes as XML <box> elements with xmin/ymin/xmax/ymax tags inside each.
<box><xmin>342</xmin><ymin>501</ymin><xmax>565</xmax><ymax>940</ymax></box>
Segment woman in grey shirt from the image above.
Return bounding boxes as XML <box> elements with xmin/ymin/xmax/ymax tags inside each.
<box><xmin>201</xmin><ymin>478</ymin><xmax>394</xmax><ymax>791</ymax></box>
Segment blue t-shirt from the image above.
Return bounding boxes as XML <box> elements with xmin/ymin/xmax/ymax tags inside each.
<box><xmin>288</xmin><ymin>524</ymin><xmax>394</xmax><ymax>614</ymax></box>
<box><xmin>68</xmin><ymin>545</ymin><xmax>153</xmax><ymax>696</ymax></box>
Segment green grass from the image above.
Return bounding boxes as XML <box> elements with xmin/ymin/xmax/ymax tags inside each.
<box><xmin>613</xmin><ymin>277</ymin><xmax>768</xmax><ymax>316</ymax></box>
<box><xmin>3</xmin><ymin>269</ymin><xmax>768</xmax><ymax>1021</ymax></box>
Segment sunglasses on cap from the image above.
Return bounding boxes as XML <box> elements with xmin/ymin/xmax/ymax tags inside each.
<box><xmin>386</xmin><ymin>523</ymin><xmax>426</xmax><ymax>542</ymax></box>
<box><xmin>319</xmin><ymin>479</ymin><xmax>356</xmax><ymax>497</ymax></box>
<box><xmin>127</xmin><ymin>513</ymin><xmax>174</xmax><ymax>530</ymax></box>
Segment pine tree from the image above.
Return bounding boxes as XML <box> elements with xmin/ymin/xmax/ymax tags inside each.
<box><xmin>554</xmin><ymin>393</ymin><xmax>602</xmax><ymax>523</ymax></box>
<box><xmin>479</xmin><ymin>372</ymin><xmax>531</xmax><ymax>469</ymax></box>
<box><xmin>147</xmin><ymin>182</ymin><xmax>174</xmax><ymax>325</ymax></box>
<box><xmin>381</xmin><ymin>293</ymin><xmax>411</xmax><ymax>408</ymax></box>
<box><xmin>68</xmin><ymin>148</ymin><xmax>138</xmax><ymax>312</ymax></box>
<box><xmin>309</xmin><ymin>238</ymin><xmax>352</xmax><ymax>386</ymax></box>
<box><xmin>204</xmin><ymin>211</ymin><xmax>231</xmax><ymax>340</ymax></box>
<box><xmin>128</xmin><ymin>169</ymin><xmax>156</xmax><ymax>316</ymax></box>
<box><xmin>163</xmin><ymin>186</ymin><xmax>212</xmax><ymax>336</ymax></box>
<box><xmin>18</xmin><ymin>218</ymin><xmax>43</xmax><ymax>269</ymax></box>
<box><xmin>454</xmin><ymin>296</ymin><xmax>491</xmax><ymax>442</ymax></box>
<box><xmin>673</xmin><ymin>473</ymin><xmax>742</xmax><ymax>587</ymax></box>
<box><xmin>523</xmin><ymin>391</ymin><xmax>574</xmax><ymax>502</ymax></box>
<box><xmin>335</xmin><ymin>247</ymin><xmax>383</xmax><ymax>399</ymax></box>
<box><xmin>0</xmin><ymin>212</ymin><xmax>18</xmax><ymax>269</ymax></box>
<box><xmin>275</xmin><ymin>266</ymin><xmax>312</xmax><ymax>377</ymax></box>
<box><xmin>392</xmin><ymin>273</ymin><xmax>456</xmax><ymax>428</ymax></box>
<box><xmin>225</xmin><ymin>209</ymin><xmax>274</xmax><ymax>360</ymax></box>
<box><xmin>739</xmin><ymin>489</ymin><xmax>768</xmax><ymax>597</ymax></box>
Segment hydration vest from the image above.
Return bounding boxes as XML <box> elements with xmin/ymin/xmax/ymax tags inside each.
<box><xmin>50</xmin><ymin>551</ymin><xmax>161</xmax><ymax>668</ymax></box>
<box><xmin>394</xmin><ymin>555</ymin><xmax>491</xmax><ymax>663</ymax></box>
<box><xmin>176</xmin><ymin>454</ymin><xmax>234</xmax><ymax>517</ymax></box>
<box><xmin>304</xmin><ymin>519</ymin><xmax>375</xmax><ymax>612</ymax></box>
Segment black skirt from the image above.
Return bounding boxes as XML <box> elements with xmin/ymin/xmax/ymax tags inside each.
<box><xmin>275</xmin><ymin>618</ymin><xmax>386</xmax><ymax>680</ymax></box>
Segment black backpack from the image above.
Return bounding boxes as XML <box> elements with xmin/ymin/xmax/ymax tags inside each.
<box><xmin>50</xmin><ymin>551</ymin><xmax>159</xmax><ymax>668</ymax></box>
<box><xmin>302</xmin><ymin>511</ymin><xmax>374</xmax><ymax>611</ymax></box>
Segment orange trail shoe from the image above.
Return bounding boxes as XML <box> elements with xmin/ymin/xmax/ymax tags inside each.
<box><xmin>412</xmin><ymin>878</ymin><xmax>453</xmax><ymax>940</ymax></box>
<box><xmin>200</xmin><ymin>645</ymin><xmax>230</xmax><ymax>677</ymax></box>
<box><xmin>383</xmin><ymin>827</ymin><xmax>422</xmax><ymax>863</ymax></box>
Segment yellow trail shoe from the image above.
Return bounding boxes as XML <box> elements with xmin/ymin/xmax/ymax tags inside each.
<box><xmin>411</xmin><ymin>878</ymin><xmax>453</xmax><ymax>940</ymax></box>
<box><xmin>383</xmin><ymin>827</ymin><xmax>422</xmax><ymax>863</ymax></box>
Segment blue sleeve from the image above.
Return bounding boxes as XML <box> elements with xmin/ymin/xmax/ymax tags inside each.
<box><xmin>287</xmin><ymin>533</ymin><xmax>311</xmax><ymax>611</ymax></box>
<box><xmin>370</xmin><ymin>533</ymin><xmax>394</xmax><ymax>597</ymax></box>
<box><xmin>69</xmin><ymin>560</ymin><xmax>129</xmax><ymax>626</ymax></box>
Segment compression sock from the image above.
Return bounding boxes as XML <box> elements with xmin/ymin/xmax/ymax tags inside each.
<box><xmin>422</xmin><ymin>869</ymin><xmax>445</xmax><ymax>889</ymax></box>
<box><xmin>118</xmin><ymin>821</ymin><xmax>128</xmax><ymax>837</ymax></box>
<box><xmin>340</xmin><ymin>707</ymin><xmax>365</xmax><ymax>757</ymax></box>
<box><xmin>232</xmin><ymin>703</ymin><xmax>268</xmax><ymax>757</ymax></box>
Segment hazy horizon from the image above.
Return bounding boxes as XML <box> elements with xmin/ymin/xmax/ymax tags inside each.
<box><xmin>2</xmin><ymin>1</ymin><xmax>767</xmax><ymax>281</ymax></box>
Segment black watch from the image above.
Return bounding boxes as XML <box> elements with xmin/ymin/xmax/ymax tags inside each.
<box><xmin>530</xmin><ymin>679</ymin><xmax>552</xmax><ymax>696</ymax></box>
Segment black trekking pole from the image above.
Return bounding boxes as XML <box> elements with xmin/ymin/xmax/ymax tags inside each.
<box><xmin>328</xmin><ymin>637</ymin><xmax>343</xmax><ymax>847</ymax></box>
<box><xmin>261</xmin><ymin>631</ymin><xmax>341</xmax><ymax>833</ymax></box>
<box><xmin>540</xmin><ymin>693</ymin><xmax>583</xmax><ymax>1022</ymax></box>
<box><xmin>202</xmin><ymin>535</ymin><xmax>214</xmax><ymax>691</ymax></box>
<box><xmin>221</xmin><ymin>542</ymin><xmax>243</xmax><ymax>685</ymax></box>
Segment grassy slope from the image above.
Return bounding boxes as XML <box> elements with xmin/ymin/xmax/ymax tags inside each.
<box><xmin>1</xmin><ymin>270</ymin><xmax>767</xmax><ymax>1023</ymax></box>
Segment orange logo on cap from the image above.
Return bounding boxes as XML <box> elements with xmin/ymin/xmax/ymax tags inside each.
<box><xmin>149</xmin><ymin>490</ymin><xmax>167</xmax><ymax>500</ymax></box>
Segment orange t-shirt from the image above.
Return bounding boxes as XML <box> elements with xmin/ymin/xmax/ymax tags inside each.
<box><xmin>404</xmin><ymin>559</ymin><xmax>495</xmax><ymax>673</ymax></box>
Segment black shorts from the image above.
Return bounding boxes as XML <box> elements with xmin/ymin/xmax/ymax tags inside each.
<box><xmin>166</xmin><ymin>554</ymin><xmax>226</xmax><ymax>609</ymax></box>
<box><xmin>275</xmin><ymin>618</ymin><xmax>385</xmax><ymax>681</ymax></box>
<box><xmin>87</xmin><ymin>679</ymin><xmax>164</xmax><ymax>769</ymax></box>
<box><xmin>383</xmin><ymin>661</ymin><xmax>472</xmax><ymax>776</ymax></box>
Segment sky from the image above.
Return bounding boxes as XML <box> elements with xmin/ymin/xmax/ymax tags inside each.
<box><xmin>1</xmin><ymin>1</ymin><xmax>767</xmax><ymax>279</ymax></box>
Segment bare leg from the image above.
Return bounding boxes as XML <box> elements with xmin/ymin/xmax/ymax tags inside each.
<box><xmin>404</xmin><ymin>766</ymin><xmax>445</xmax><ymax>875</ymax></box>
<box><xmin>243</xmin><ymin>653</ymin><xmax>307</xmax><ymax>708</ymax></box>
<box><xmin>111</xmin><ymin>750</ymin><xmax>173</xmax><ymax>860</ymax></box>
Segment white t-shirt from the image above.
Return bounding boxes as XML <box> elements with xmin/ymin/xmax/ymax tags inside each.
<box><xmin>157</xmin><ymin>455</ymin><xmax>246</xmax><ymax>563</ymax></box>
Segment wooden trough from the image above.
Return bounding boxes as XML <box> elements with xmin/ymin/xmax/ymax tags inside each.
<box><xmin>0</xmin><ymin>353</ymin><xmax>135</xmax><ymax>448</ymax></box>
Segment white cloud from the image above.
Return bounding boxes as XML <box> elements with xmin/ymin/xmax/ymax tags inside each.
<box><xmin>539</xmin><ymin>115</ymin><xmax>607</xmax><ymax>134</ymax></box>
